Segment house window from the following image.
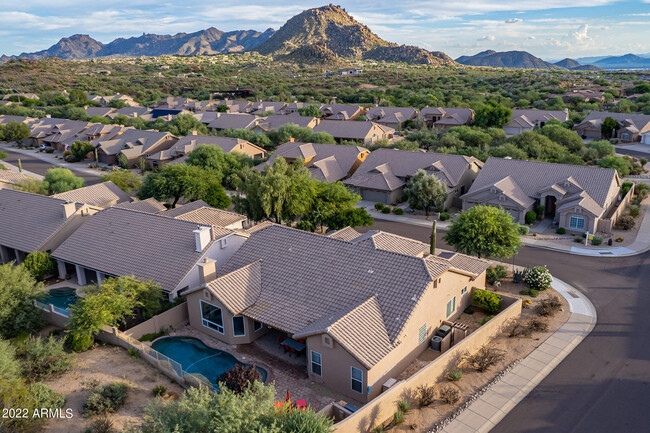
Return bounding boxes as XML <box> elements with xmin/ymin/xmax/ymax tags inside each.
<box><xmin>461</xmin><ymin>286</ymin><xmax>467</xmax><ymax>295</ymax></box>
<box><xmin>418</xmin><ymin>324</ymin><xmax>427</xmax><ymax>344</ymax></box>
<box><xmin>254</xmin><ymin>321</ymin><xmax>263</xmax><ymax>331</ymax></box>
<box><xmin>569</xmin><ymin>215</ymin><xmax>585</xmax><ymax>229</ymax></box>
<box><xmin>446</xmin><ymin>297</ymin><xmax>456</xmax><ymax>318</ymax></box>
<box><xmin>232</xmin><ymin>315</ymin><xmax>246</xmax><ymax>337</ymax></box>
<box><xmin>311</xmin><ymin>351</ymin><xmax>322</xmax><ymax>376</ymax></box>
<box><xmin>200</xmin><ymin>300</ymin><xmax>224</xmax><ymax>334</ymax></box>
<box><xmin>351</xmin><ymin>367</ymin><xmax>363</xmax><ymax>393</ymax></box>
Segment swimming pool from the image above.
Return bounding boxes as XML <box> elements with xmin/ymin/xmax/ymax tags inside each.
<box><xmin>151</xmin><ymin>336</ymin><xmax>267</xmax><ymax>387</ymax></box>
<box><xmin>41</xmin><ymin>287</ymin><xmax>78</xmax><ymax>311</ymax></box>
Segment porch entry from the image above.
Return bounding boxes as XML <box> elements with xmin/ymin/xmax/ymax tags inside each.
<box><xmin>544</xmin><ymin>195</ymin><xmax>557</xmax><ymax>217</ymax></box>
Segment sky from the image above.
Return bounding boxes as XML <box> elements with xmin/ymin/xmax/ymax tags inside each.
<box><xmin>2</xmin><ymin>0</ymin><xmax>650</xmax><ymax>60</ymax></box>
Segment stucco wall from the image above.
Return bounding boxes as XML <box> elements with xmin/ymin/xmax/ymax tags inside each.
<box><xmin>125</xmin><ymin>302</ymin><xmax>189</xmax><ymax>340</ymax></box>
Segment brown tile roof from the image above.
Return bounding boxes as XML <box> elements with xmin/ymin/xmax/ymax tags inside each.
<box><xmin>207</xmin><ymin>113</ymin><xmax>258</xmax><ymax>130</ymax></box>
<box><xmin>0</xmin><ymin>188</ymin><xmax>82</xmax><ymax>252</ymax></box>
<box><xmin>505</xmin><ymin>109</ymin><xmax>569</xmax><ymax>129</ymax></box>
<box><xmin>53</xmin><ymin>181</ymin><xmax>132</xmax><ymax>208</ymax></box>
<box><xmin>174</xmin><ymin>207</ymin><xmax>247</xmax><ymax>228</ymax></box>
<box><xmin>313</xmin><ymin>120</ymin><xmax>394</xmax><ymax>140</ymax></box>
<box><xmin>205</xmin><ymin>261</ymin><xmax>262</xmax><ymax>314</ymax></box>
<box><xmin>113</xmin><ymin>197</ymin><xmax>166</xmax><ymax>214</ymax></box>
<box><xmin>352</xmin><ymin>230</ymin><xmax>429</xmax><ymax>257</ymax></box>
<box><xmin>0</xmin><ymin>171</ymin><xmax>35</xmax><ymax>186</ymax></box>
<box><xmin>254</xmin><ymin>115</ymin><xmax>316</xmax><ymax>131</ymax></box>
<box><xmin>94</xmin><ymin>129</ymin><xmax>174</xmax><ymax>156</ymax></box>
<box><xmin>159</xmin><ymin>200</ymin><xmax>209</xmax><ymax>218</ymax></box>
<box><xmin>326</xmin><ymin>226</ymin><xmax>363</xmax><ymax>241</ymax></box>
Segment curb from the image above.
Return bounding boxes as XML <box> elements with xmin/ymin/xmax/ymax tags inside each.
<box><xmin>438</xmin><ymin>278</ymin><xmax>597</xmax><ymax>433</ymax></box>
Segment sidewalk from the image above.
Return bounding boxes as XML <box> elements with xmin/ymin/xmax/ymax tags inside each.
<box><xmin>437</xmin><ymin>277</ymin><xmax>597</xmax><ymax>433</ymax></box>
<box><xmin>0</xmin><ymin>143</ymin><xmax>103</xmax><ymax>178</ymax></box>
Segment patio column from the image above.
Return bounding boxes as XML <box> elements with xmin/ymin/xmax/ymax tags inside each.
<box><xmin>57</xmin><ymin>260</ymin><xmax>67</xmax><ymax>280</ymax></box>
<box><xmin>0</xmin><ymin>246</ymin><xmax>8</xmax><ymax>264</ymax></box>
<box><xmin>14</xmin><ymin>249</ymin><xmax>24</xmax><ymax>264</ymax></box>
<box><xmin>96</xmin><ymin>271</ymin><xmax>104</xmax><ymax>285</ymax></box>
<box><xmin>75</xmin><ymin>265</ymin><xmax>87</xmax><ymax>286</ymax></box>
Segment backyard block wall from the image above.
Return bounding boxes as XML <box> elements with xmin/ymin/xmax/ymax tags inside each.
<box><xmin>597</xmin><ymin>183</ymin><xmax>635</xmax><ymax>233</ymax></box>
<box><xmin>327</xmin><ymin>293</ymin><xmax>522</xmax><ymax>433</ymax></box>
<box><xmin>124</xmin><ymin>302</ymin><xmax>189</xmax><ymax>340</ymax></box>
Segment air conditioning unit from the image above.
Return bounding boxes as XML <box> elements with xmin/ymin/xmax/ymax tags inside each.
<box><xmin>382</xmin><ymin>378</ymin><xmax>397</xmax><ymax>392</ymax></box>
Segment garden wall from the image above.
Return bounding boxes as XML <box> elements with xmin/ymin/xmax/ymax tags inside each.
<box><xmin>329</xmin><ymin>294</ymin><xmax>522</xmax><ymax>433</ymax></box>
<box><xmin>598</xmin><ymin>183</ymin><xmax>635</xmax><ymax>233</ymax></box>
<box><xmin>124</xmin><ymin>302</ymin><xmax>189</xmax><ymax>340</ymax></box>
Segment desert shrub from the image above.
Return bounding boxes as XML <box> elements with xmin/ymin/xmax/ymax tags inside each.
<box><xmin>217</xmin><ymin>364</ymin><xmax>262</xmax><ymax>393</ymax></box>
<box><xmin>83</xmin><ymin>382</ymin><xmax>129</xmax><ymax>417</ymax></box>
<box><xmin>439</xmin><ymin>386</ymin><xmax>460</xmax><ymax>404</ymax></box>
<box><xmin>509</xmin><ymin>320</ymin><xmax>533</xmax><ymax>338</ymax></box>
<box><xmin>18</xmin><ymin>336</ymin><xmax>74</xmax><ymax>380</ymax></box>
<box><xmin>592</xmin><ymin>236</ymin><xmax>603</xmax><ymax>246</ymax></box>
<box><xmin>397</xmin><ymin>399</ymin><xmax>411</xmax><ymax>413</ymax></box>
<box><xmin>392</xmin><ymin>207</ymin><xmax>404</xmax><ymax>215</ymax></box>
<box><xmin>556</xmin><ymin>227</ymin><xmax>566</xmax><ymax>234</ymax></box>
<box><xmin>536</xmin><ymin>296</ymin><xmax>562</xmax><ymax>317</ymax></box>
<box><xmin>478</xmin><ymin>315</ymin><xmax>494</xmax><ymax>325</ymax></box>
<box><xmin>486</xmin><ymin>265</ymin><xmax>507</xmax><ymax>284</ymax></box>
<box><xmin>518</xmin><ymin>225</ymin><xmax>529</xmax><ymax>235</ymax></box>
<box><xmin>381</xmin><ymin>207</ymin><xmax>390</xmax><ymax>214</ymax></box>
<box><xmin>524</xmin><ymin>265</ymin><xmax>552</xmax><ymax>291</ymax></box>
<box><xmin>28</xmin><ymin>382</ymin><xmax>65</xmax><ymax>409</ymax></box>
<box><xmin>138</xmin><ymin>332</ymin><xmax>165</xmax><ymax>342</ymax></box>
<box><xmin>574</xmin><ymin>237</ymin><xmax>583</xmax><ymax>243</ymax></box>
<box><xmin>393</xmin><ymin>409</ymin><xmax>405</xmax><ymax>426</ymax></box>
<box><xmin>447</xmin><ymin>369</ymin><xmax>463</xmax><ymax>382</ymax></box>
<box><xmin>152</xmin><ymin>385</ymin><xmax>167</xmax><ymax>397</ymax></box>
<box><xmin>527</xmin><ymin>289</ymin><xmax>539</xmax><ymax>297</ymax></box>
<box><xmin>629</xmin><ymin>205</ymin><xmax>640</xmax><ymax>218</ymax></box>
<box><xmin>417</xmin><ymin>384</ymin><xmax>436</xmax><ymax>407</ymax></box>
<box><xmin>66</xmin><ymin>332</ymin><xmax>94</xmax><ymax>352</ymax></box>
<box><xmin>184</xmin><ymin>372</ymin><xmax>211</xmax><ymax>389</ymax></box>
<box><xmin>464</xmin><ymin>345</ymin><xmax>505</xmax><ymax>372</ymax></box>
<box><xmin>527</xmin><ymin>317</ymin><xmax>549</xmax><ymax>332</ymax></box>
<box><xmin>439</xmin><ymin>213</ymin><xmax>450</xmax><ymax>221</ymax></box>
<box><xmin>472</xmin><ymin>289</ymin><xmax>502</xmax><ymax>314</ymax></box>
<box><xmin>635</xmin><ymin>182</ymin><xmax>649</xmax><ymax>198</ymax></box>
<box><xmin>616</xmin><ymin>215</ymin><xmax>635</xmax><ymax>230</ymax></box>
<box><xmin>616</xmin><ymin>237</ymin><xmax>624</xmax><ymax>242</ymax></box>
<box><xmin>86</xmin><ymin>416</ymin><xmax>115</xmax><ymax>433</ymax></box>
<box><xmin>621</xmin><ymin>182</ymin><xmax>633</xmax><ymax>197</ymax></box>
<box><xmin>525</xmin><ymin>211</ymin><xmax>537</xmax><ymax>224</ymax></box>
<box><xmin>81</xmin><ymin>377</ymin><xmax>101</xmax><ymax>391</ymax></box>
<box><xmin>374</xmin><ymin>202</ymin><xmax>384</xmax><ymax>211</ymax></box>
<box><xmin>127</xmin><ymin>348</ymin><xmax>139</xmax><ymax>358</ymax></box>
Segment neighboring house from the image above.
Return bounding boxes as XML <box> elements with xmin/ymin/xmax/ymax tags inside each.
<box><xmin>503</xmin><ymin>109</ymin><xmax>569</xmax><ymax>136</ymax></box>
<box><xmin>191</xmin><ymin>111</ymin><xmax>220</xmax><ymax>126</ymax></box>
<box><xmin>88</xmin><ymin>94</ymin><xmax>138</xmax><ymax>107</ymax></box>
<box><xmin>207</xmin><ymin>113</ymin><xmax>259</xmax><ymax>131</ymax></box>
<box><xmin>85</xmin><ymin>107</ymin><xmax>116</xmax><ymax>118</ymax></box>
<box><xmin>214</xmin><ymin>99</ymin><xmax>252</xmax><ymax>113</ymax></box>
<box><xmin>81</xmin><ymin>124</ymin><xmax>131</xmax><ymax>143</ymax></box>
<box><xmin>548</xmin><ymin>90</ymin><xmax>605</xmax><ymax>103</ymax></box>
<box><xmin>420</xmin><ymin>107</ymin><xmax>475</xmax><ymax>129</ymax></box>
<box><xmin>26</xmin><ymin>117</ymin><xmax>65</xmax><ymax>146</ymax></box>
<box><xmin>93</xmin><ymin>129</ymin><xmax>177</xmax><ymax>166</ymax></box>
<box><xmin>152</xmin><ymin>97</ymin><xmax>195</xmax><ymax>110</ymax></box>
<box><xmin>344</xmin><ymin>148</ymin><xmax>483</xmax><ymax>206</ymax></box>
<box><xmin>162</xmin><ymin>200</ymin><xmax>248</xmax><ymax>230</ymax></box>
<box><xmin>313</xmin><ymin>120</ymin><xmax>394</xmax><ymax>145</ymax></box>
<box><xmin>461</xmin><ymin>157</ymin><xmax>621</xmax><ymax>233</ymax></box>
<box><xmin>245</xmin><ymin>101</ymin><xmax>288</xmax><ymax>115</ymax></box>
<box><xmin>278</xmin><ymin>102</ymin><xmax>321</xmax><ymax>115</ymax></box>
<box><xmin>0</xmin><ymin>171</ymin><xmax>38</xmax><ymax>190</ymax></box>
<box><xmin>113</xmin><ymin>197</ymin><xmax>167</xmax><ymax>214</ymax></box>
<box><xmin>51</xmin><ymin>207</ymin><xmax>249</xmax><ymax>297</ymax></box>
<box><xmin>2</xmin><ymin>93</ymin><xmax>39</xmax><ymax>101</ymax></box>
<box><xmin>366</xmin><ymin>107</ymin><xmax>418</xmax><ymax>130</ymax></box>
<box><xmin>0</xmin><ymin>115</ymin><xmax>33</xmax><ymax>125</ymax></box>
<box><xmin>574</xmin><ymin>111</ymin><xmax>650</xmax><ymax>142</ymax></box>
<box><xmin>182</xmin><ymin>223</ymin><xmax>489</xmax><ymax>402</ymax></box>
<box><xmin>53</xmin><ymin>181</ymin><xmax>132</xmax><ymax>209</ymax></box>
<box><xmin>642</xmin><ymin>130</ymin><xmax>650</xmax><ymax>145</ymax></box>
<box><xmin>256</xmin><ymin>140</ymin><xmax>369</xmax><ymax>183</ymax></box>
<box><xmin>0</xmin><ymin>189</ymin><xmax>97</xmax><ymax>265</ymax></box>
<box><xmin>106</xmin><ymin>106</ymin><xmax>149</xmax><ymax>120</ymax></box>
<box><xmin>320</xmin><ymin>104</ymin><xmax>366</xmax><ymax>121</ymax></box>
<box><xmin>339</xmin><ymin>68</ymin><xmax>362</xmax><ymax>75</ymax></box>
<box><xmin>146</xmin><ymin>134</ymin><xmax>266</xmax><ymax>168</ymax></box>
<box><xmin>41</xmin><ymin>120</ymin><xmax>91</xmax><ymax>151</ymax></box>
<box><xmin>251</xmin><ymin>115</ymin><xmax>319</xmax><ymax>133</ymax></box>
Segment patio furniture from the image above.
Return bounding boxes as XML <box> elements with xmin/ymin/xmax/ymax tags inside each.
<box><xmin>281</xmin><ymin>338</ymin><xmax>306</xmax><ymax>357</ymax></box>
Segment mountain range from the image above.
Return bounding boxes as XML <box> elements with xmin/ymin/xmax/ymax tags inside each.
<box><xmin>0</xmin><ymin>5</ymin><xmax>453</xmax><ymax>66</ymax></box>
<box><xmin>456</xmin><ymin>50</ymin><xmax>649</xmax><ymax>70</ymax></box>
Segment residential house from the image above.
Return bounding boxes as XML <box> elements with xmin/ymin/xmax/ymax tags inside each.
<box><xmin>53</xmin><ymin>181</ymin><xmax>132</xmax><ymax>209</ymax></box>
<box><xmin>191</xmin><ymin>111</ymin><xmax>220</xmax><ymax>126</ymax></box>
<box><xmin>461</xmin><ymin>157</ymin><xmax>621</xmax><ymax>233</ymax></box>
<box><xmin>251</xmin><ymin>115</ymin><xmax>319</xmax><ymax>133</ymax></box>
<box><xmin>419</xmin><ymin>107</ymin><xmax>475</xmax><ymax>130</ymax></box>
<box><xmin>0</xmin><ymin>115</ymin><xmax>33</xmax><ymax>125</ymax></box>
<box><xmin>162</xmin><ymin>200</ymin><xmax>248</xmax><ymax>230</ymax></box>
<box><xmin>313</xmin><ymin>120</ymin><xmax>394</xmax><ymax>145</ymax></box>
<box><xmin>207</xmin><ymin>113</ymin><xmax>259</xmax><ymax>131</ymax></box>
<box><xmin>215</xmin><ymin>99</ymin><xmax>252</xmax><ymax>113</ymax></box>
<box><xmin>0</xmin><ymin>171</ymin><xmax>38</xmax><ymax>190</ymax></box>
<box><xmin>366</xmin><ymin>107</ymin><xmax>418</xmax><ymax>130</ymax></box>
<box><xmin>41</xmin><ymin>120</ymin><xmax>91</xmax><ymax>151</ymax></box>
<box><xmin>320</xmin><ymin>104</ymin><xmax>367</xmax><ymax>121</ymax></box>
<box><xmin>2</xmin><ymin>93</ymin><xmax>39</xmax><ymax>101</ymax></box>
<box><xmin>245</xmin><ymin>101</ymin><xmax>288</xmax><ymax>115</ymax></box>
<box><xmin>146</xmin><ymin>134</ymin><xmax>266</xmax><ymax>168</ymax></box>
<box><xmin>93</xmin><ymin>129</ymin><xmax>177</xmax><ymax>166</ymax></box>
<box><xmin>51</xmin><ymin>207</ymin><xmax>249</xmax><ymax>297</ymax></box>
<box><xmin>106</xmin><ymin>106</ymin><xmax>149</xmax><ymax>120</ymax></box>
<box><xmin>152</xmin><ymin>97</ymin><xmax>195</xmax><ymax>110</ymax></box>
<box><xmin>339</xmin><ymin>68</ymin><xmax>362</xmax><ymax>75</ymax></box>
<box><xmin>256</xmin><ymin>141</ymin><xmax>369</xmax><ymax>183</ymax></box>
<box><xmin>0</xmin><ymin>189</ymin><xmax>98</xmax><ymax>265</ymax></box>
<box><xmin>344</xmin><ymin>148</ymin><xmax>482</xmax><ymax>206</ymax></box>
<box><xmin>548</xmin><ymin>90</ymin><xmax>605</xmax><ymax>103</ymax></box>
<box><xmin>573</xmin><ymin>111</ymin><xmax>650</xmax><ymax>142</ymax></box>
<box><xmin>183</xmin><ymin>223</ymin><xmax>489</xmax><ymax>402</ymax></box>
<box><xmin>87</xmin><ymin>94</ymin><xmax>138</xmax><ymax>107</ymax></box>
<box><xmin>503</xmin><ymin>109</ymin><xmax>569</xmax><ymax>136</ymax></box>
<box><xmin>85</xmin><ymin>107</ymin><xmax>117</xmax><ymax>118</ymax></box>
<box><xmin>113</xmin><ymin>197</ymin><xmax>167</xmax><ymax>214</ymax></box>
<box><xmin>278</xmin><ymin>102</ymin><xmax>321</xmax><ymax>115</ymax></box>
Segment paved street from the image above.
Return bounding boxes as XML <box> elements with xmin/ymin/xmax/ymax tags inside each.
<box><xmin>357</xmin><ymin>219</ymin><xmax>650</xmax><ymax>433</ymax></box>
<box><xmin>2</xmin><ymin>148</ymin><xmax>101</xmax><ymax>185</ymax></box>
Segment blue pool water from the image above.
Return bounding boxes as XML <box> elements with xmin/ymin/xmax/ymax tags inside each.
<box><xmin>41</xmin><ymin>287</ymin><xmax>78</xmax><ymax>310</ymax></box>
<box><xmin>151</xmin><ymin>336</ymin><xmax>267</xmax><ymax>387</ymax></box>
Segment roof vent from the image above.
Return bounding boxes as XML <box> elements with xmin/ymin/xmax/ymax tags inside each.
<box><xmin>411</xmin><ymin>295</ymin><xmax>417</xmax><ymax>302</ymax></box>
<box><xmin>368</xmin><ymin>269</ymin><xmax>374</xmax><ymax>274</ymax></box>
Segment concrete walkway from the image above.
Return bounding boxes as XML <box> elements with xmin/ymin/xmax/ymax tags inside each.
<box><xmin>438</xmin><ymin>277</ymin><xmax>597</xmax><ymax>433</ymax></box>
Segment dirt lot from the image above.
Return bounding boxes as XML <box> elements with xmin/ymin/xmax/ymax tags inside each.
<box><xmin>41</xmin><ymin>344</ymin><xmax>184</xmax><ymax>433</ymax></box>
<box><xmin>392</xmin><ymin>279</ymin><xmax>570</xmax><ymax>433</ymax></box>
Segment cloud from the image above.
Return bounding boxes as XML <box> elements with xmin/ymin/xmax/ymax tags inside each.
<box><xmin>569</xmin><ymin>24</ymin><xmax>593</xmax><ymax>44</ymax></box>
<box><xmin>505</xmin><ymin>18</ymin><xmax>523</xmax><ymax>23</ymax></box>
<box><xmin>528</xmin><ymin>36</ymin><xmax>536</xmax><ymax>39</ymax></box>
<box><xmin>477</xmin><ymin>35</ymin><xmax>496</xmax><ymax>41</ymax></box>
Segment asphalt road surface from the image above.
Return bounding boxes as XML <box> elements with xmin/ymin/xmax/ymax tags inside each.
<box><xmin>357</xmin><ymin>219</ymin><xmax>650</xmax><ymax>433</ymax></box>
<box><xmin>2</xmin><ymin>148</ymin><xmax>101</xmax><ymax>185</ymax></box>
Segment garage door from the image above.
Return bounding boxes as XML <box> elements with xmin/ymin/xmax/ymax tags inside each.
<box><xmin>362</xmin><ymin>189</ymin><xmax>389</xmax><ymax>204</ymax></box>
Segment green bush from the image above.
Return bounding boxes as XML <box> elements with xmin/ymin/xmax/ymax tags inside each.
<box><xmin>28</xmin><ymin>382</ymin><xmax>65</xmax><ymax>409</ymax></box>
<box><xmin>83</xmin><ymin>382</ymin><xmax>129</xmax><ymax>417</ymax></box>
<box><xmin>392</xmin><ymin>207</ymin><xmax>404</xmax><ymax>215</ymax></box>
<box><xmin>486</xmin><ymin>265</ymin><xmax>507</xmax><ymax>284</ymax></box>
<box><xmin>472</xmin><ymin>289</ymin><xmax>502</xmax><ymax>314</ymax></box>
<box><xmin>536</xmin><ymin>205</ymin><xmax>545</xmax><ymax>219</ymax></box>
<box><xmin>393</xmin><ymin>409</ymin><xmax>405</xmax><ymax>426</ymax></box>
<box><xmin>18</xmin><ymin>336</ymin><xmax>74</xmax><ymax>380</ymax></box>
<box><xmin>556</xmin><ymin>227</ymin><xmax>566</xmax><ymax>234</ymax></box>
<box><xmin>439</xmin><ymin>386</ymin><xmax>460</xmax><ymax>404</ymax></box>
<box><xmin>616</xmin><ymin>215</ymin><xmax>635</xmax><ymax>230</ymax></box>
<box><xmin>592</xmin><ymin>236</ymin><xmax>603</xmax><ymax>246</ymax></box>
<box><xmin>621</xmin><ymin>182</ymin><xmax>633</xmax><ymax>197</ymax></box>
<box><xmin>615</xmin><ymin>237</ymin><xmax>624</xmax><ymax>242</ymax></box>
<box><xmin>635</xmin><ymin>182</ymin><xmax>649</xmax><ymax>199</ymax></box>
<box><xmin>447</xmin><ymin>369</ymin><xmax>463</xmax><ymax>382</ymax></box>
<box><xmin>524</xmin><ymin>266</ymin><xmax>553</xmax><ymax>291</ymax></box>
<box><xmin>517</xmin><ymin>225</ymin><xmax>529</xmax><ymax>235</ymax></box>
<box><xmin>417</xmin><ymin>384</ymin><xmax>436</xmax><ymax>407</ymax></box>
<box><xmin>152</xmin><ymin>385</ymin><xmax>167</xmax><ymax>397</ymax></box>
<box><xmin>381</xmin><ymin>207</ymin><xmax>391</xmax><ymax>214</ymax></box>
<box><xmin>520</xmin><ymin>289</ymin><xmax>539</xmax><ymax>298</ymax></box>
<box><xmin>374</xmin><ymin>202</ymin><xmax>384</xmax><ymax>211</ymax></box>
<box><xmin>138</xmin><ymin>331</ymin><xmax>165</xmax><ymax>342</ymax></box>
<box><xmin>574</xmin><ymin>237</ymin><xmax>583</xmax><ymax>243</ymax></box>
<box><xmin>66</xmin><ymin>332</ymin><xmax>94</xmax><ymax>352</ymax></box>
<box><xmin>525</xmin><ymin>211</ymin><xmax>537</xmax><ymax>224</ymax></box>
<box><xmin>629</xmin><ymin>205</ymin><xmax>640</xmax><ymax>218</ymax></box>
<box><xmin>23</xmin><ymin>251</ymin><xmax>56</xmax><ymax>280</ymax></box>
<box><xmin>439</xmin><ymin>213</ymin><xmax>450</xmax><ymax>221</ymax></box>
<box><xmin>397</xmin><ymin>399</ymin><xmax>411</xmax><ymax>413</ymax></box>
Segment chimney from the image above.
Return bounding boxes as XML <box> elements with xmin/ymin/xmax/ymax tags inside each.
<box><xmin>191</xmin><ymin>130</ymin><xmax>198</xmax><ymax>135</ymax></box>
<box><xmin>198</xmin><ymin>258</ymin><xmax>217</xmax><ymax>285</ymax></box>
<box><xmin>193</xmin><ymin>226</ymin><xmax>211</xmax><ymax>252</ymax></box>
<box><xmin>62</xmin><ymin>202</ymin><xmax>76</xmax><ymax>219</ymax></box>
<box><xmin>289</xmin><ymin>137</ymin><xmax>295</xmax><ymax>142</ymax></box>
<box><xmin>133</xmin><ymin>112</ymin><xmax>138</xmax><ymax>118</ymax></box>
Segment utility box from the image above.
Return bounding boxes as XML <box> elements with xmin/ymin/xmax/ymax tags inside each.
<box><xmin>430</xmin><ymin>335</ymin><xmax>443</xmax><ymax>351</ymax></box>
<box><xmin>382</xmin><ymin>378</ymin><xmax>397</xmax><ymax>392</ymax></box>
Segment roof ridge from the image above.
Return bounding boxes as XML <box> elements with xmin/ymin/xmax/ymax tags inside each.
<box><xmin>107</xmin><ymin>205</ymin><xmax>213</xmax><ymax>227</ymax></box>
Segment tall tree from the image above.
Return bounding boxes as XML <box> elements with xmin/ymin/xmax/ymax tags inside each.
<box><xmin>100</xmin><ymin>169</ymin><xmax>142</xmax><ymax>193</ymax></box>
<box><xmin>443</xmin><ymin>205</ymin><xmax>522</xmax><ymax>259</ymax></box>
<box><xmin>300</xmin><ymin>181</ymin><xmax>363</xmax><ymax>232</ymax></box>
<box><xmin>43</xmin><ymin>168</ymin><xmax>84</xmax><ymax>194</ymax></box>
<box><xmin>601</xmin><ymin>117</ymin><xmax>619</xmax><ymax>139</ymax></box>
<box><xmin>474</xmin><ymin>102</ymin><xmax>512</xmax><ymax>128</ymax></box>
<box><xmin>404</xmin><ymin>169</ymin><xmax>448</xmax><ymax>217</ymax></box>
<box><xmin>68</xmin><ymin>89</ymin><xmax>88</xmax><ymax>105</ymax></box>
<box><xmin>0</xmin><ymin>263</ymin><xmax>45</xmax><ymax>338</ymax></box>
<box><xmin>3</xmin><ymin>120</ymin><xmax>30</xmax><ymax>144</ymax></box>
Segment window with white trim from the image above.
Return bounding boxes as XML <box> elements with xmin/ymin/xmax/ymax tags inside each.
<box><xmin>418</xmin><ymin>324</ymin><xmax>427</xmax><ymax>344</ymax></box>
<box><xmin>311</xmin><ymin>351</ymin><xmax>322</xmax><ymax>376</ymax></box>
<box><xmin>569</xmin><ymin>215</ymin><xmax>585</xmax><ymax>229</ymax></box>
<box><xmin>200</xmin><ymin>300</ymin><xmax>224</xmax><ymax>334</ymax></box>
<box><xmin>446</xmin><ymin>297</ymin><xmax>456</xmax><ymax>318</ymax></box>
<box><xmin>351</xmin><ymin>367</ymin><xmax>363</xmax><ymax>393</ymax></box>
<box><xmin>232</xmin><ymin>315</ymin><xmax>245</xmax><ymax>337</ymax></box>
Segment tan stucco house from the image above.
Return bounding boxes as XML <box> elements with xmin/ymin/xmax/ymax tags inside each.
<box><xmin>503</xmin><ymin>109</ymin><xmax>569</xmax><ymax>136</ymax></box>
<box><xmin>420</xmin><ymin>107</ymin><xmax>475</xmax><ymax>130</ymax></box>
<box><xmin>313</xmin><ymin>120</ymin><xmax>394</xmax><ymax>145</ymax></box>
<box><xmin>574</xmin><ymin>111</ymin><xmax>650</xmax><ymax>142</ymax></box>
<box><xmin>53</xmin><ymin>181</ymin><xmax>132</xmax><ymax>209</ymax></box>
<box><xmin>93</xmin><ymin>129</ymin><xmax>177</xmax><ymax>167</ymax></box>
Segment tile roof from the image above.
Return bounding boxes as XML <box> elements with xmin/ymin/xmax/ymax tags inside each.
<box><xmin>207</xmin><ymin>113</ymin><xmax>258</xmax><ymax>130</ymax></box>
<box><xmin>52</xmin><ymin>207</ymin><xmax>233</xmax><ymax>293</ymax></box>
<box><xmin>505</xmin><ymin>109</ymin><xmax>569</xmax><ymax>129</ymax></box>
<box><xmin>351</xmin><ymin>230</ymin><xmax>429</xmax><ymax>257</ymax></box>
<box><xmin>159</xmin><ymin>200</ymin><xmax>210</xmax><ymax>218</ymax></box>
<box><xmin>113</xmin><ymin>197</ymin><xmax>166</xmax><ymax>214</ymax></box>
<box><xmin>0</xmin><ymin>188</ymin><xmax>82</xmax><ymax>252</ymax></box>
<box><xmin>174</xmin><ymin>206</ymin><xmax>247</xmax><ymax>228</ymax></box>
<box><xmin>326</xmin><ymin>226</ymin><xmax>363</xmax><ymax>241</ymax></box>
<box><xmin>205</xmin><ymin>261</ymin><xmax>262</xmax><ymax>314</ymax></box>
<box><xmin>313</xmin><ymin>120</ymin><xmax>394</xmax><ymax>140</ymax></box>
<box><xmin>53</xmin><ymin>181</ymin><xmax>132</xmax><ymax>208</ymax></box>
<box><xmin>158</xmin><ymin>135</ymin><xmax>262</xmax><ymax>161</ymax></box>
<box><xmin>0</xmin><ymin>171</ymin><xmax>35</xmax><ymax>186</ymax></box>
<box><xmin>94</xmin><ymin>129</ymin><xmax>174</xmax><ymax>155</ymax></box>
<box><xmin>367</xmin><ymin>107</ymin><xmax>417</xmax><ymax>123</ymax></box>
<box><xmin>254</xmin><ymin>115</ymin><xmax>316</xmax><ymax>131</ymax></box>
<box><xmin>575</xmin><ymin>111</ymin><xmax>650</xmax><ymax>132</ymax></box>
